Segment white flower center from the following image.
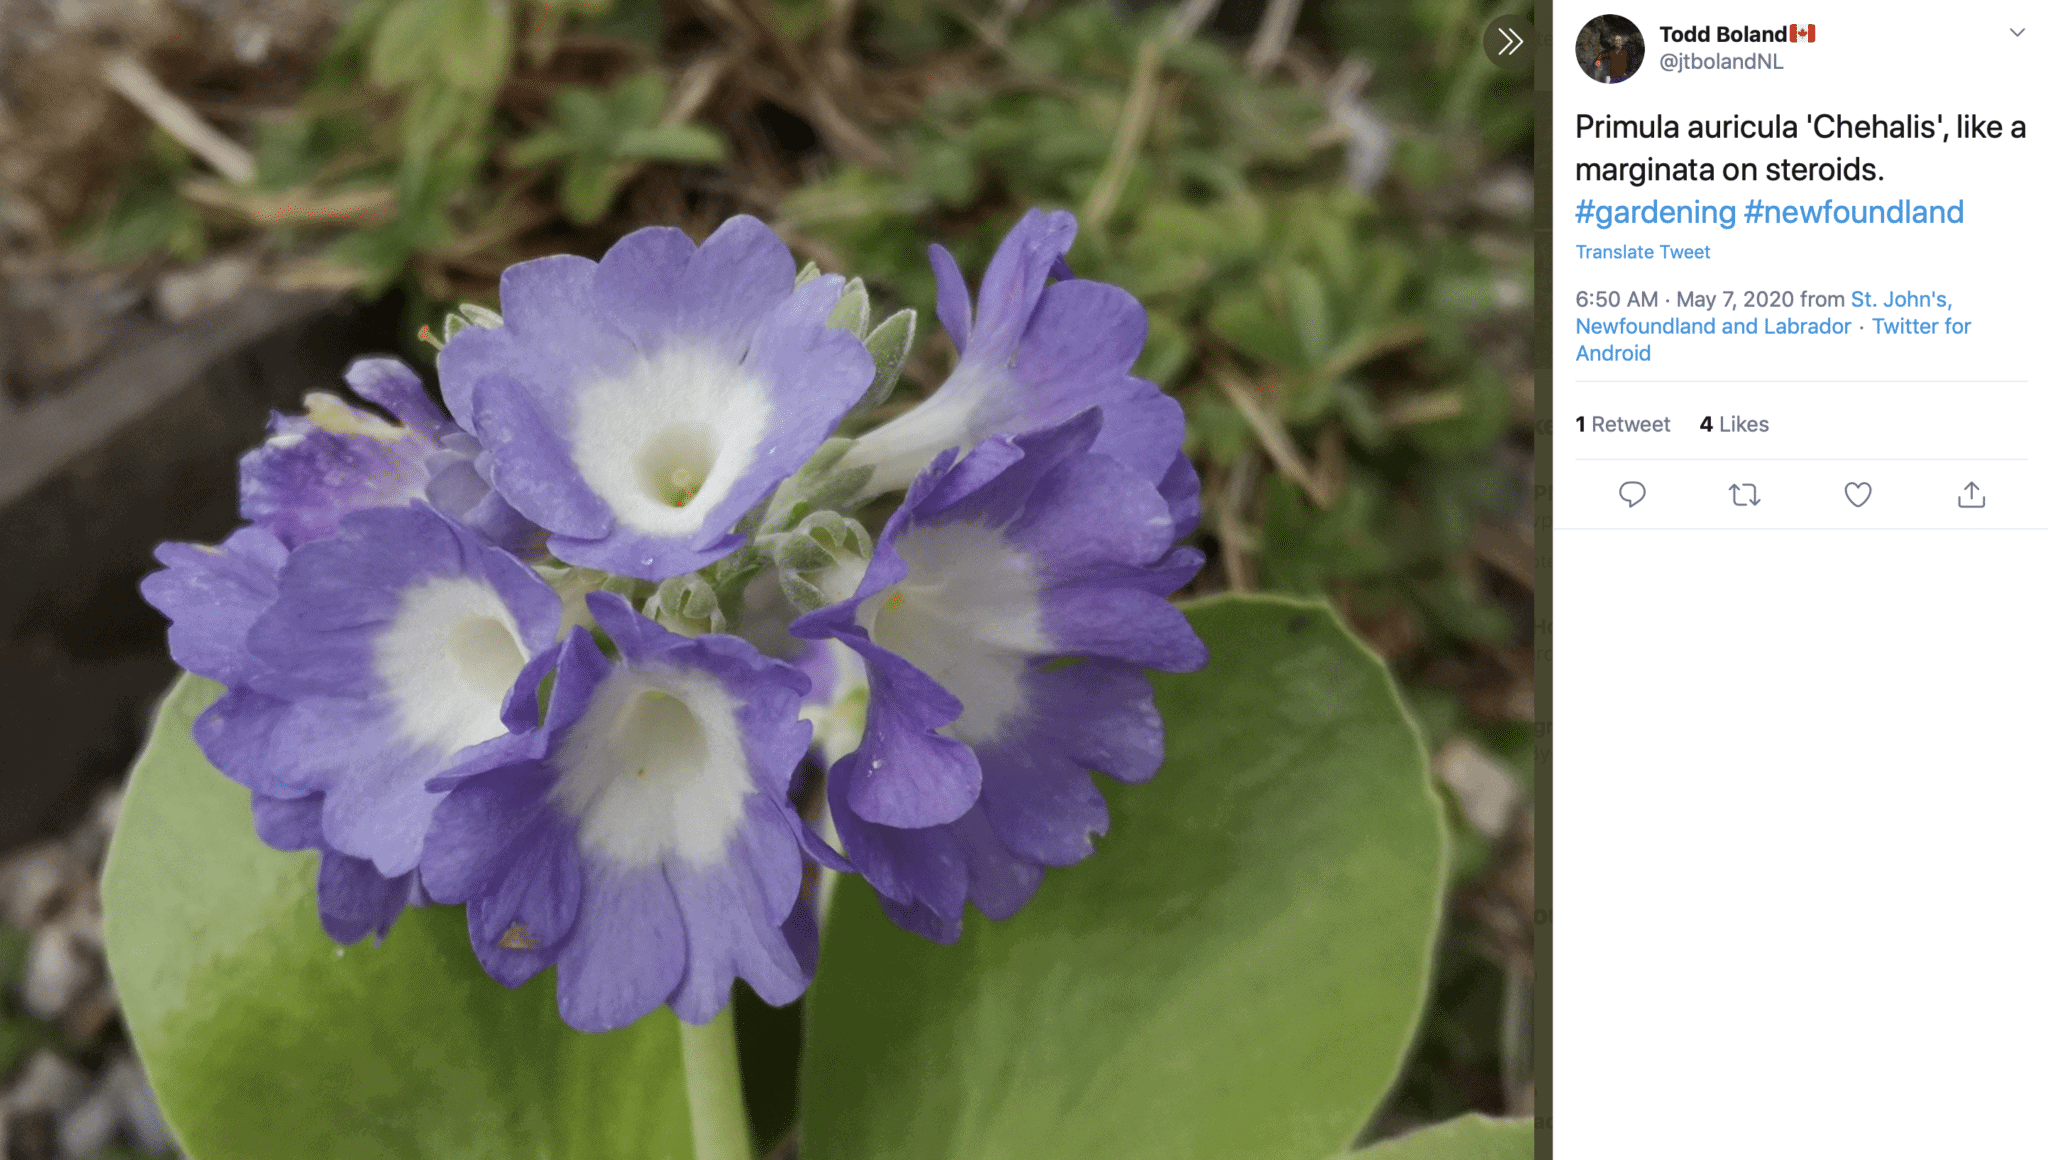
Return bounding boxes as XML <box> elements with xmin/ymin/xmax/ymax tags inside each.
<box><xmin>448</xmin><ymin>616</ymin><xmax>528</xmax><ymax>698</ymax></box>
<box><xmin>552</xmin><ymin>667</ymin><xmax>755</xmax><ymax>868</ymax></box>
<box><xmin>636</xmin><ymin>421</ymin><xmax>718</xmax><ymax>508</ymax></box>
<box><xmin>375</xmin><ymin>576</ymin><xmax>530</xmax><ymax>755</ymax></box>
<box><xmin>570</xmin><ymin>346</ymin><xmax>773</xmax><ymax>538</ymax></box>
<box><xmin>859</xmin><ymin>522</ymin><xmax>1049</xmax><ymax>744</ymax></box>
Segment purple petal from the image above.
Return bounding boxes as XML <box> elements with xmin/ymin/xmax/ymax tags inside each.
<box><xmin>928</xmin><ymin>242</ymin><xmax>972</xmax><ymax>350</ymax></box>
<box><xmin>780</xmin><ymin>900</ymin><xmax>820</xmax><ymax>979</ymax></box>
<box><xmin>236</xmin><ymin>417</ymin><xmax>437</xmax><ymax>551</ymax></box>
<box><xmin>195</xmin><ymin>689</ymin><xmax>323</xmax><ymax>798</ymax></box>
<box><xmin>555</xmin><ymin>860</ymin><xmax>687</xmax><ymax>1032</ymax></box>
<box><xmin>1002</xmin><ymin>452</ymin><xmax>1176</xmax><ymax>581</ymax></box>
<box><xmin>249</xmin><ymin>790</ymin><xmax>323</xmax><ymax>851</ymax></box>
<box><xmin>591</xmin><ymin>226</ymin><xmax>701</xmax><ymax>356</ymax></box>
<box><xmin>474</xmin><ymin>810</ymin><xmax>583</xmax><ymax>950</ymax></box>
<box><xmin>439</xmin><ymin>254</ymin><xmax>623</xmax><ymax>430</ymax></box>
<box><xmin>974</xmin><ymin>744</ymin><xmax>1108</xmax><ymax>866</ymax></box>
<box><xmin>954</xmin><ymin>803</ymin><xmax>1043</xmax><ymax>920</ymax></box>
<box><xmin>141</xmin><ymin>526</ymin><xmax>286</xmax><ymax>686</ymax></box>
<box><xmin>1040</xmin><ymin>585</ymin><xmax>1209</xmax><ymax>672</ymax></box>
<box><xmin>959</xmin><ymin>207</ymin><xmax>1077</xmax><ymax>362</ymax></box>
<box><xmin>471</xmin><ymin>375</ymin><xmax>615</xmax><ymax>541</ymax></box>
<box><xmin>1023</xmin><ymin>661</ymin><xmax>1165</xmax><ymax>783</ymax></box>
<box><xmin>647</xmin><ymin>216</ymin><xmax>798</xmax><ymax>364</ymax></box>
<box><xmin>835</xmin><ymin>640</ymin><xmax>980</xmax><ymax>828</ymax></box>
<box><xmin>315</xmin><ymin>707</ymin><xmax>452</xmax><ymax>876</ymax></box>
<box><xmin>830</xmin><ymin>771</ymin><xmax>968</xmax><ymax>936</ymax></box>
<box><xmin>1158</xmin><ymin>453</ymin><xmax>1202</xmax><ymax>540</ymax></box>
<box><xmin>346</xmin><ymin>357</ymin><xmax>454</xmax><ymax>440</ymax></box>
<box><xmin>418</xmin><ymin>762</ymin><xmax>554</xmax><ymax>903</ymax></box>
<box><xmin>665</xmin><ymin>796</ymin><xmax>809</xmax><ymax>1021</ymax></box>
<box><xmin>316</xmin><ymin>851</ymin><xmax>414</xmax><ymax>945</ymax></box>
<box><xmin>1010</xmin><ymin>280</ymin><xmax>1186</xmax><ymax>485</ymax></box>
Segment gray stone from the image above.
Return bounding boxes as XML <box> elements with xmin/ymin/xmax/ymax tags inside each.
<box><xmin>20</xmin><ymin>922</ymin><xmax>96</xmax><ymax>1021</ymax></box>
<box><xmin>4</xmin><ymin>1049</ymin><xmax>88</xmax><ymax>1116</ymax></box>
<box><xmin>104</xmin><ymin>1055</ymin><xmax>178</xmax><ymax>1154</ymax></box>
<box><xmin>53</xmin><ymin>888</ymin><xmax>102</xmax><ymax>952</ymax></box>
<box><xmin>56</xmin><ymin>1077</ymin><xmax>117</xmax><ymax>1158</ymax></box>
<box><xmin>1433</xmin><ymin>737</ymin><xmax>1523</xmax><ymax>841</ymax></box>
<box><xmin>153</xmin><ymin>253</ymin><xmax>259</xmax><ymax>324</ymax></box>
<box><xmin>0</xmin><ymin>840</ymin><xmax>77</xmax><ymax>927</ymax></box>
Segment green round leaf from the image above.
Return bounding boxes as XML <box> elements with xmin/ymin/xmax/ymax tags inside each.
<box><xmin>102</xmin><ymin>676</ymin><xmax>696</xmax><ymax>1160</ymax></box>
<box><xmin>1352</xmin><ymin>1115</ymin><xmax>1537</xmax><ymax>1159</ymax></box>
<box><xmin>800</xmin><ymin>594</ymin><xmax>1448</xmax><ymax>1160</ymax></box>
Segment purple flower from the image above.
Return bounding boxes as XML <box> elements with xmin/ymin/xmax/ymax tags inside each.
<box><xmin>251</xmin><ymin>790</ymin><xmax>421</xmax><ymax>944</ymax></box>
<box><xmin>194</xmin><ymin>503</ymin><xmax>560</xmax><ymax>879</ymax></box>
<box><xmin>436</xmin><ymin>218</ymin><xmax>876</xmax><ymax>581</ymax></box>
<box><xmin>793</xmin><ymin>411</ymin><xmax>1207</xmax><ymax>941</ymax></box>
<box><xmin>240</xmin><ymin>357</ymin><xmax>543</xmax><ymax>557</ymax></box>
<box><xmin>420</xmin><ymin>593</ymin><xmax>816</xmax><ymax>1031</ymax></box>
<box><xmin>843</xmin><ymin>208</ymin><xmax>1197</xmax><ymax>534</ymax></box>
<box><xmin>140</xmin><ymin>521</ymin><xmax>433</xmax><ymax>943</ymax></box>
<box><xmin>141</xmin><ymin>525</ymin><xmax>289</xmax><ymax>689</ymax></box>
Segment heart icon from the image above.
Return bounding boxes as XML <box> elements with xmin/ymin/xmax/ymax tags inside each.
<box><xmin>1844</xmin><ymin>482</ymin><xmax>1872</xmax><ymax>507</ymax></box>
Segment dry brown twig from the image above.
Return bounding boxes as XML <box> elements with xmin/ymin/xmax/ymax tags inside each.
<box><xmin>179</xmin><ymin>180</ymin><xmax>395</xmax><ymax>228</ymax></box>
<box><xmin>1072</xmin><ymin>0</ymin><xmax>1228</xmax><ymax>231</ymax></box>
<box><xmin>930</xmin><ymin>0</ymin><xmax>1086</xmax><ymax>100</ymax></box>
<box><xmin>1168</xmin><ymin>0</ymin><xmax>1223</xmax><ymax>42</ymax></box>
<box><xmin>1080</xmin><ymin>36</ymin><xmax>1163</xmax><ymax>232</ymax></box>
<box><xmin>667</xmin><ymin>53</ymin><xmax>737</xmax><ymax>126</ymax></box>
<box><xmin>1210</xmin><ymin>360</ymin><xmax>1337</xmax><ymax>509</ymax></box>
<box><xmin>100</xmin><ymin>54</ymin><xmax>255</xmax><ymax>184</ymax></box>
<box><xmin>690</xmin><ymin>0</ymin><xmax>893</xmax><ymax>168</ymax></box>
<box><xmin>1311</xmin><ymin>420</ymin><xmax>1346</xmax><ymax>503</ymax></box>
<box><xmin>1245</xmin><ymin>0</ymin><xmax>1304</xmax><ymax>76</ymax></box>
<box><xmin>1378</xmin><ymin>388</ymin><xmax>1466</xmax><ymax>429</ymax></box>
<box><xmin>1216</xmin><ymin>451</ymin><xmax>1261</xmax><ymax>591</ymax></box>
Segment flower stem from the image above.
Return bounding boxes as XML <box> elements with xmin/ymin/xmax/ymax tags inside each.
<box><xmin>681</xmin><ymin>1006</ymin><xmax>754</xmax><ymax>1160</ymax></box>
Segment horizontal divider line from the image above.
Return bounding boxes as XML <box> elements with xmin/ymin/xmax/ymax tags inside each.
<box><xmin>1558</xmin><ymin>526</ymin><xmax>2048</xmax><ymax>531</ymax></box>
<box><xmin>1571</xmin><ymin>379</ymin><xmax>2029</xmax><ymax>384</ymax></box>
<box><xmin>1572</xmin><ymin>461</ymin><xmax>2023</xmax><ymax>465</ymax></box>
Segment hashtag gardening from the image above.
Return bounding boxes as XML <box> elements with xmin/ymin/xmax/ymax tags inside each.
<box><xmin>1580</xmin><ymin>199</ymin><xmax>1737</xmax><ymax>230</ymax></box>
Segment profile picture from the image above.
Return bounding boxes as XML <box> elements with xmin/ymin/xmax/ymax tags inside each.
<box><xmin>1576</xmin><ymin>15</ymin><xmax>1644</xmax><ymax>84</ymax></box>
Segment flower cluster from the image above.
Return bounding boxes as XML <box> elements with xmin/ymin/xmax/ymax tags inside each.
<box><xmin>143</xmin><ymin>210</ymin><xmax>1205</xmax><ymax>1031</ymax></box>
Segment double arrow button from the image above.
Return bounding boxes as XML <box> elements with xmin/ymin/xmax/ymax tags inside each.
<box><xmin>1484</xmin><ymin>15</ymin><xmax>1535</xmax><ymax>68</ymax></box>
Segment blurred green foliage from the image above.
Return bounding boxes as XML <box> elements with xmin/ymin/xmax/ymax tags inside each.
<box><xmin>74</xmin><ymin>133</ymin><xmax>208</xmax><ymax>264</ymax></box>
<box><xmin>509</xmin><ymin>73</ymin><xmax>725</xmax><ymax>223</ymax></box>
